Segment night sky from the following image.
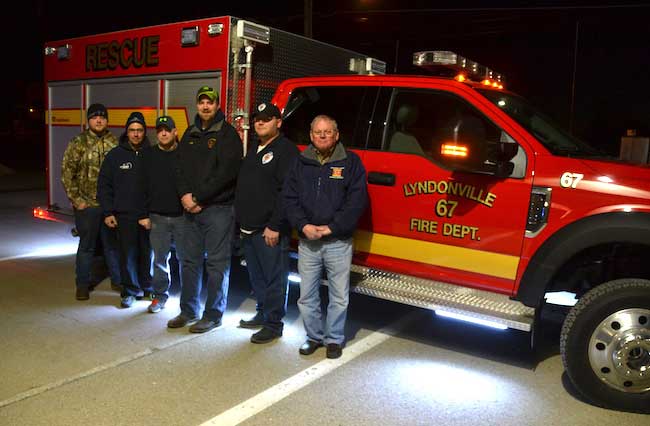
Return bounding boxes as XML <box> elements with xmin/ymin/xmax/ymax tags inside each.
<box><xmin>4</xmin><ymin>0</ymin><xmax>650</xmax><ymax>171</ymax></box>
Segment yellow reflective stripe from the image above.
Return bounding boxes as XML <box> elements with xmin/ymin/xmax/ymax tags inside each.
<box><xmin>353</xmin><ymin>230</ymin><xmax>519</xmax><ymax>280</ymax></box>
<box><xmin>46</xmin><ymin>109</ymin><xmax>82</xmax><ymax>125</ymax></box>
<box><xmin>47</xmin><ymin>108</ymin><xmax>190</xmax><ymax>133</ymax></box>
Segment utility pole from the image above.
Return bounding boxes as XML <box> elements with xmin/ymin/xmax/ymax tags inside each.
<box><xmin>304</xmin><ymin>0</ymin><xmax>313</xmax><ymax>38</ymax></box>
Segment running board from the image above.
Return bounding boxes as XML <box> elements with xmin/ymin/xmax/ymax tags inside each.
<box><xmin>348</xmin><ymin>265</ymin><xmax>535</xmax><ymax>332</ymax></box>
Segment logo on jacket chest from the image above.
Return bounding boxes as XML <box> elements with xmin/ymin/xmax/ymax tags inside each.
<box><xmin>329</xmin><ymin>166</ymin><xmax>344</xmax><ymax>179</ymax></box>
<box><xmin>120</xmin><ymin>162</ymin><xmax>133</xmax><ymax>170</ymax></box>
<box><xmin>208</xmin><ymin>138</ymin><xmax>217</xmax><ymax>149</ymax></box>
<box><xmin>261</xmin><ymin>151</ymin><xmax>273</xmax><ymax>164</ymax></box>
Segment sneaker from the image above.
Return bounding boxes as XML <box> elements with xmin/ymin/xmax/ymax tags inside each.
<box><xmin>326</xmin><ymin>343</ymin><xmax>343</xmax><ymax>359</ymax></box>
<box><xmin>120</xmin><ymin>295</ymin><xmax>136</xmax><ymax>308</ymax></box>
<box><xmin>250</xmin><ymin>327</ymin><xmax>282</xmax><ymax>344</ymax></box>
<box><xmin>167</xmin><ymin>314</ymin><xmax>199</xmax><ymax>329</ymax></box>
<box><xmin>75</xmin><ymin>287</ymin><xmax>90</xmax><ymax>301</ymax></box>
<box><xmin>147</xmin><ymin>298</ymin><xmax>165</xmax><ymax>313</ymax></box>
<box><xmin>189</xmin><ymin>318</ymin><xmax>222</xmax><ymax>333</ymax></box>
<box><xmin>239</xmin><ymin>312</ymin><xmax>264</xmax><ymax>329</ymax></box>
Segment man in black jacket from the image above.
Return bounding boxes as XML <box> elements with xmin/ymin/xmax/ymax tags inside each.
<box><xmin>98</xmin><ymin>112</ymin><xmax>153</xmax><ymax>308</ymax></box>
<box><xmin>137</xmin><ymin>115</ymin><xmax>184</xmax><ymax>314</ymax></box>
<box><xmin>169</xmin><ymin>86</ymin><xmax>243</xmax><ymax>333</ymax></box>
<box><xmin>235</xmin><ymin>102</ymin><xmax>299</xmax><ymax>344</ymax></box>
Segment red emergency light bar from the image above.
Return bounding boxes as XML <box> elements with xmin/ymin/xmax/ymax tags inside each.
<box><xmin>414</xmin><ymin>50</ymin><xmax>505</xmax><ymax>89</ymax></box>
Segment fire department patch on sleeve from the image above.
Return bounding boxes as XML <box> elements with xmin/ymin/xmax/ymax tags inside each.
<box><xmin>329</xmin><ymin>166</ymin><xmax>344</xmax><ymax>179</ymax></box>
<box><xmin>207</xmin><ymin>138</ymin><xmax>217</xmax><ymax>149</ymax></box>
<box><xmin>262</xmin><ymin>151</ymin><xmax>274</xmax><ymax>164</ymax></box>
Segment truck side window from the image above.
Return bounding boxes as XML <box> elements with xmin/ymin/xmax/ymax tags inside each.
<box><xmin>282</xmin><ymin>86</ymin><xmax>378</xmax><ymax>149</ymax></box>
<box><xmin>386</xmin><ymin>89</ymin><xmax>526</xmax><ymax>178</ymax></box>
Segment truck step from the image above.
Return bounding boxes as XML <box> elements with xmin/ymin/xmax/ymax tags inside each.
<box><xmin>349</xmin><ymin>265</ymin><xmax>535</xmax><ymax>331</ymax></box>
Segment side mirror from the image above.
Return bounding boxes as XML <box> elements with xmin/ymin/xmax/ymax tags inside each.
<box><xmin>496</xmin><ymin>141</ymin><xmax>518</xmax><ymax>162</ymax></box>
<box><xmin>494</xmin><ymin>160</ymin><xmax>515</xmax><ymax>178</ymax></box>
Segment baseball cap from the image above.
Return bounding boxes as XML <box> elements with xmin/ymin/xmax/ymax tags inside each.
<box><xmin>252</xmin><ymin>103</ymin><xmax>281</xmax><ymax>120</ymax></box>
<box><xmin>155</xmin><ymin>115</ymin><xmax>176</xmax><ymax>130</ymax></box>
<box><xmin>87</xmin><ymin>103</ymin><xmax>108</xmax><ymax>120</ymax></box>
<box><xmin>196</xmin><ymin>86</ymin><xmax>218</xmax><ymax>102</ymax></box>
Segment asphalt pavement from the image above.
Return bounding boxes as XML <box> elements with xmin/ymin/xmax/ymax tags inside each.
<box><xmin>0</xmin><ymin>186</ymin><xmax>647</xmax><ymax>426</ymax></box>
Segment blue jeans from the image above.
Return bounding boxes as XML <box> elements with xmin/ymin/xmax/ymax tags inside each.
<box><xmin>74</xmin><ymin>206</ymin><xmax>120</xmax><ymax>289</ymax></box>
<box><xmin>242</xmin><ymin>231</ymin><xmax>290</xmax><ymax>333</ymax></box>
<box><xmin>149</xmin><ymin>214</ymin><xmax>185</xmax><ymax>302</ymax></box>
<box><xmin>179</xmin><ymin>205</ymin><xmax>233</xmax><ymax>321</ymax></box>
<box><xmin>116</xmin><ymin>213</ymin><xmax>152</xmax><ymax>297</ymax></box>
<box><xmin>297</xmin><ymin>238</ymin><xmax>353</xmax><ymax>345</ymax></box>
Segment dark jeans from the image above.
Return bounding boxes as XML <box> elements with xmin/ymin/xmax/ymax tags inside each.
<box><xmin>179</xmin><ymin>205</ymin><xmax>233</xmax><ymax>321</ymax></box>
<box><xmin>242</xmin><ymin>231</ymin><xmax>290</xmax><ymax>333</ymax></box>
<box><xmin>149</xmin><ymin>213</ymin><xmax>185</xmax><ymax>302</ymax></box>
<box><xmin>115</xmin><ymin>213</ymin><xmax>152</xmax><ymax>297</ymax></box>
<box><xmin>74</xmin><ymin>206</ymin><xmax>120</xmax><ymax>289</ymax></box>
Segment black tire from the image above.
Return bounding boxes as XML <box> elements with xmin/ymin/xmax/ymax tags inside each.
<box><xmin>560</xmin><ymin>278</ymin><xmax>650</xmax><ymax>413</ymax></box>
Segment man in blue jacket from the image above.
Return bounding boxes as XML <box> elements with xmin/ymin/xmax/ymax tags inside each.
<box><xmin>98</xmin><ymin>112</ymin><xmax>153</xmax><ymax>308</ymax></box>
<box><xmin>283</xmin><ymin>114</ymin><xmax>368</xmax><ymax>359</ymax></box>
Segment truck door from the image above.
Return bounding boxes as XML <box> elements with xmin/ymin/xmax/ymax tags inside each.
<box><xmin>361</xmin><ymin>87</ymin><xmax>532</xmax><ymax>294</ymax></box>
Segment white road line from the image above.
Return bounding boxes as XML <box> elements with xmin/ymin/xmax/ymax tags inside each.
<box><xmin>0</xmin><ymin>330</ymin><xmax>213</xmax><ymax>409</ymax></box>
<box><xmin>0</xmin><ymin>254</ymin><xmax>32</xmax><ymax>262</ymax></box>
<box><xmin>199</xmin><ymin>312</ymin><xmax>417</xmax><ymax>426</ymax></box>
<box><xmin>0</xmin><ymin>349</ymin><xmax>153</xmax><ymax>409</ymax></box>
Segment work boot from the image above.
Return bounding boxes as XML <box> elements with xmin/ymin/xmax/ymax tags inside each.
<box><xmin>239</xmin><ymin>312</ymin><xmax>264</xmax><ymax>329</ymax></box>
<box><xmin>250</xmin><ymin>327</ymin><xmax>282</xmax><ymax>344</ymax></box>
<box><xmin>326</xmin><ymin>343</ymin><xmax>343</xmax><ymax>359</ymax></box>
<box><xmin>75</xmin><ymin>287</ymin><xmax>90</xmax><ymax>301</ymax></box>
<box><xmin>299</xmin><ymin>339</ymin><xmax>323</xmax><ymax>355</ymax></box>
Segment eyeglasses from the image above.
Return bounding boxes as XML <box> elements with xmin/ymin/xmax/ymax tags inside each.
<box><xmin>128</xmin><ymin>128</ymin><xmax>145</xmax><ymax>133</ymax></box>
<box><xmin>311</xmin><ymin>129</ymin><xmax>336</xmax><ymax>137</ymax></box>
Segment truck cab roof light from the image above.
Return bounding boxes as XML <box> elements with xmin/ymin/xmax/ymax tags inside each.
<box><xmin>349</xmin><ymin>57</ymin><xmax>387</xmax><ymax>75</ymax></box>
<box><xmin>414</xmin><ymin>50</ymin><xmax>505</xmax><ymax>88</ymax></box>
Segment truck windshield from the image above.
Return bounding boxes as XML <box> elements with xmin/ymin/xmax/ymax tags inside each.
<box><xmin>478</xmin><ymin>90</ymin><xmax>609</xmax><ymax>158</ymax></box>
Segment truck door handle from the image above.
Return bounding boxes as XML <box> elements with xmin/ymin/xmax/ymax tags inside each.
<box><xmin>368</xmin><ymin>171</ymin><xmax>395</xmax><ymax>186</ymax></box>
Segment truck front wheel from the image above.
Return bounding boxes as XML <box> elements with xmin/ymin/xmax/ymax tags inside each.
<box><xmin>560</xmin><ymin>278</ymin><xmax>650</xmax><ymax>413</ymax></box>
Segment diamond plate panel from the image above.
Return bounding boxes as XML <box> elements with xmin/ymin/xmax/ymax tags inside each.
<box><xmin>227</xmin><ymin>17</ymin><xmax>368</xmax><ymax>121</ymax></box>
<box><xmin>350</xmin><ymin>265</ymin><xmax>535</xmax><ymax>331</ymax></box>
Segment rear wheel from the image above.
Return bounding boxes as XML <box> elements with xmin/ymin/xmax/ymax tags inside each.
<box><xmin>560</xmin><ymin>278</ymin><xmax>650</xmax><ymax>413</ymax></box>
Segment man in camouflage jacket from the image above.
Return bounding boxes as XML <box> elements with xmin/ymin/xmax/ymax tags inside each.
<box><xmin>61</xmin><ymin>103</ymin><xmax>121</xmax><ymax>301</ymax></box>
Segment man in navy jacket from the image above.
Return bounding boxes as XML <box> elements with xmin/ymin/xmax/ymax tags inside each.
<box><xmin>235</xmin><ymin>102</ymin><xmax>299</xmax><ymax>344</ymax></box>
<box><xmin>98</xmin><ymin>112</ymin><xmax>153</xmax><ymax>308</ymax></box>
<box><xmin>283</xmin><ymin>114</ymin><xmax>368</xmax><ymax>359</ymax></box>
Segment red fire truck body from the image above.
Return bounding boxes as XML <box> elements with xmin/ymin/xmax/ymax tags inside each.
<box><xmin>39</xmin><ymin>16</ymin><xmax>380</xmax><ymax>221</ymax></box>
<box><xmin>268</xmin><ymin>55</ymin><xmax>650</xmax><ymax>412</ymax></box>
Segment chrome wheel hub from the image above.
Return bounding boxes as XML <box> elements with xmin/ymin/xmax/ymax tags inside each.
<box><xmin>588</xmin><ymin>308</ymin><xmax>650</xmax><ymax>393</ymax></box>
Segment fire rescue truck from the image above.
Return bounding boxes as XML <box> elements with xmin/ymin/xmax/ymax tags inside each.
<box><xmin>268</xmin><ymin>51</ymin><xmax>650</xmax><ymax>413</ymax></box>
<box><xmin>37</xmin><ymin>15</ymin><xmax>649</xmax><ymax>413</ymax></box>
<box><xmin>37</xmin><ymin>15</ymin><xmax>384</xmax><ymax>221</ymax></box>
